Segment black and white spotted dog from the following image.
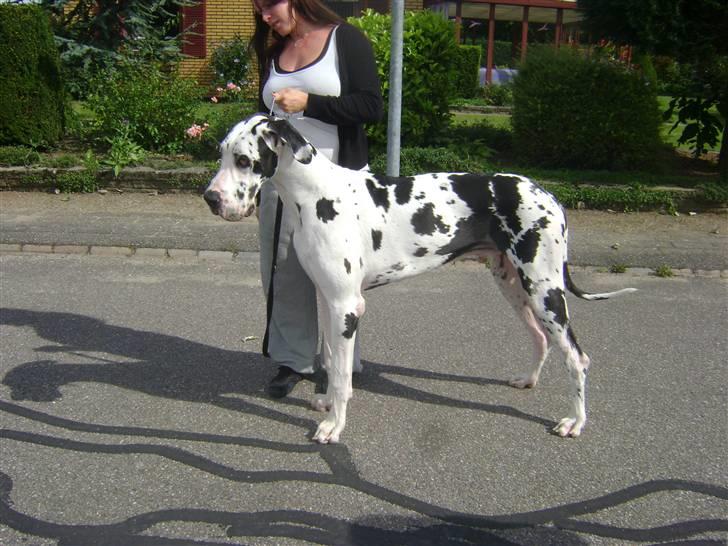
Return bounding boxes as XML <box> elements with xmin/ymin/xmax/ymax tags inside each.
<box><xmin>204</xmin><ymin>113</ymin><xmax>636</xmax><ymax>444</ymax></box>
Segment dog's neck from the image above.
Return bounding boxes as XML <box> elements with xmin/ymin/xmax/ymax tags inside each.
<box><xmin>269</xmin><ymin>146</ymin><xmax>337</xmax><ymax>206</ymax></box>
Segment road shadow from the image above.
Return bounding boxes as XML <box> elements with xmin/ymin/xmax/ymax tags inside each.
<box><xmin>1</xmin><ymin>307</ymin><xmax>727</xmax><ymax>544</ymax></box>
<box><xmin>1</xmin><ymin>307</ymin><xmax>552</xmax><ymax>429</ymax></box>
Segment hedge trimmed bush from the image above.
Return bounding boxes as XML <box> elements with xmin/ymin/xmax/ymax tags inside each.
<box><xmin>0</xmin><ymin>5</ymin><xmax>65</xmax><ymax>146</ymax></box>
<box><xmin>453</xmin><ymin>45</ymin><xmax>482</xmax><ymax>98</ymax></box>
<box><xmin>512</xmin><ymin>47</ymin><xmax>662</xmax><ymax>170</ymax></box>
<box><xmin>351</xmin><ymin>10</ymin><xmax>457</xmax><ymax>149</ymax></box>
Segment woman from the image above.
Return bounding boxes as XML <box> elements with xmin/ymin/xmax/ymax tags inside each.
<box><xmin>251</xmin><ymin>0</ymin><xmax>383</xmax><ymax>398</ymax></box>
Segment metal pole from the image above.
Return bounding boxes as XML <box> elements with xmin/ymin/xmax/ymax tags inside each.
<box><xmin>386</xmin><ymin>0</ymin><xmax>404</xmax><ymax>177</ymax></box>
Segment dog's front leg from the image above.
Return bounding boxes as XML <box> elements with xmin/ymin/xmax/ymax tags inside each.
<box><xmin>312</xmin><ymin>299</ymin><xmax>361</xmax><ymax>444</ymax></box>
<box><xmin>311</xmin><ymin>290</ymin><xmax>332</xmax><ymax>413</ymax></box>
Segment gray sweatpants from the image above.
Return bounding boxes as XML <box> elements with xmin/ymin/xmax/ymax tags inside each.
<box><xmin>258</xmin><ymin>182</ymin><xmax>361</xmax><ymax>375</ymax></box>
<box><xmin>259</xmin><ymin>182</ymin><xmax>318</xmax><ymax>374</ymax></box>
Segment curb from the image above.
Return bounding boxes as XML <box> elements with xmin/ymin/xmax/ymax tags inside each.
<box><xmin>2</xmin><ymin>242</ymin><xmax>726</xmax><ymax>278</ymax></box>
<box><xmin>0</xmin><ymin>243</ymin><xmax>257</xmax><ymax>264</ymax></box>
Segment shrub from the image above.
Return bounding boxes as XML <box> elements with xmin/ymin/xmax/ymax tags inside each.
<box><xmin>481</xmin><ymin>83</ymin><xmax>513</xmax><ymax>106</ymax></box>
<box><xmin>43</xmin><ymin>154</ymin><xmax>81</xmax><ymax>168</ymax></box>
<box><xmin>351</xmin><ymin>10</ymin><xmax>458</xmax><ymax>149</ymax></box>
<box><xmin>511</xmin><ymin>48</ymin><xmax>662</xmax><ymax>170</ymax></box>
<box><xmin>104</xmin><ymin>123</ymin><xmax>147</xmax><ymax>176</ymax></box>
<box><xmin>0</xmin><ymin>146</ymin><xmax>41</xmax><ymax>166</ymax></box>
<box><xmin>56</xmin><ymin>150</ymin><xmax>99</xmax><ymax>193</ymax></box>
<box><xmin>210</xmin><ymin>36</ymin><xmax>251</xmax><ymax>89</ymax></box>
<box><xmin>452</xmin><ymin>45</ymin><xmax>482</xmax><ymax>99</ymax></box>
<box><xmin>548</xmin><ymin>182</ymin><xmax>678</xmax><ymax>213</ymax></box>
<box><xmin>185</xmin><ymin>102</ymin><xmax>259</xmax><ymax>160</ymax></box>
<box><xmin>87</xmin><ymin>60</ymin><xmax>200</xmax><ymax>153</ymax></box>
<box><xmin>370</xmin><ymin>146</ymin><xmax>487</xmax><ymax>176</ymax></box>
<box><xmin>432</xmin><ymin>118</ymin><xmax>508</xmax><ymax>164</ymax></box>
<box><xmin>0</xmin><ymin>4</ymin><xmax>65</xmax><ymax>147</ymax></box>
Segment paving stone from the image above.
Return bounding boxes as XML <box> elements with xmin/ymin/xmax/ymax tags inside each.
<box><xmin>0</xmin><ymin>243</ymin><xmax>22</xmax><ymax>253</ymax></box>
<box><xmin>89</xmin><ymin>246</ymin><xmax>134</xmax><ymax>257</ymax></box>
<box><xmin>133</xmin><ymin>247</ymin><xmax>169</xmax><ymax>258</ymax></box>
<box><xmin>22</xmin><ymin>244</ymin><xmax>53</xmax><ymax>254</ymax></box>
<box><xmin>53</xmin><ymin>245</ymin><xmax>89</xmax><ymax>255</ymax></box>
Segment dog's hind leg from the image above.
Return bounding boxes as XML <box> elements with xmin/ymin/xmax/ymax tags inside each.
<box><xmin>312</xmin><ymin>295</ymin><xmax>364</xmax><ymax>444</ymax></box>
<box><xmin>490</xmin><ymin>253</ymin><xmax>550</xmax><ymax>389</ymax></box>
<box><xmin>551</xmin><ymin>327</ymin><xmax>590</xmax><ymax>437</ymax></box>
<box><xmin>528</xmin><ymin>286</ymin><xmax>591</xmax><ymax>438</ymax></box>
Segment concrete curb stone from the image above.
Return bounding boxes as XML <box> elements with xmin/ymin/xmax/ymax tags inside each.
<box><xmin>2</xmin><ymin>243</ymin><xmax>726</xmax><ymax>279</ymax></box>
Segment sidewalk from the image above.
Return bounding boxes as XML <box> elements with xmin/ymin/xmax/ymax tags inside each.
<box><xmin>1</xmin><ymin>190</ymin><xmax>726</xmax><ymax>272</ymax></box>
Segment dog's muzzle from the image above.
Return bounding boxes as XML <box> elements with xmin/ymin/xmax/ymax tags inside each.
<box><xmin>203</xmin><ymin>190</ymin><xmax>222</xmax><ymax>216</ymax></box>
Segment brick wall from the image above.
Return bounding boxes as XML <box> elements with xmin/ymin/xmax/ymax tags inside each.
<box><xmin>179</xmin><ymin>0</ymin><xmax>255</xmax><ymax>88</ymax></box>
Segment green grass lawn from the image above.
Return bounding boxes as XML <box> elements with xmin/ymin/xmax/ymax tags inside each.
<box><xmin>453</xmin><ymin>111</ymin><xmax>511</xmax><ymax>129</ymax></box>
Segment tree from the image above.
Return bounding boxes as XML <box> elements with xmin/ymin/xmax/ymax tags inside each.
<box><xmin>578</xmin><ymin>0</ymin><xmax>728</xmax><ymax>181</ymax></box>
<box><xmin>40</xmin><ymin>0</ymin><xmax>188</xmax><ymax>98</ymax></box>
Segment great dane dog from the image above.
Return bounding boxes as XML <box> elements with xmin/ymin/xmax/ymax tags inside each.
<box><xmin>204</xmin><ymin>113</ymin><xmax>636</xmax><ymax>444</ymax></box>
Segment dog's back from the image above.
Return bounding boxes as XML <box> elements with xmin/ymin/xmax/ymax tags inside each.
<box><xmin>344</xmin><ymin>171</ymin><xmax>566</xmax><ymax>291</ymax></box>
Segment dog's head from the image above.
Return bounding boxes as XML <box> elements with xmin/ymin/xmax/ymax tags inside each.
<box><xmin>203</xmin><ymin>113</ymin><xmax>316</xmax><ymax>221</ymax></box>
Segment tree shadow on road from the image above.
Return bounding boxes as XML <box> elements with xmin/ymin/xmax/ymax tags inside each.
<box><xmin>1</xmin><ymin>308</ymin><xmax>726</xmax><ymax>545</ymax></box>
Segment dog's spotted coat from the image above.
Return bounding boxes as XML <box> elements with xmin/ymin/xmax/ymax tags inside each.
<box><xmin>204</xmin><ymin>114</ymin><xmax>636</xmax><ymax>444</ymax></box>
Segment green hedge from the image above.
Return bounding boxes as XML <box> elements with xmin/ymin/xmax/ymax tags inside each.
<box><xmin>512</xmin><ymin>47</ymin><xmax>662</xmax><ymax>170</ymax></box>
<box><xmin>0</xmin><ymin>5</ymin><xmax>65</xmax><ymax>146</ymax></box>
<box><xmin>453</xmin><ymin>45</ymin><xmax>482</xmax><ymax>98</ymax></box>
<box><xmin>350</xmin><ymin>10</ymin><xmax>457</xmax><ymax>149</ymax></box>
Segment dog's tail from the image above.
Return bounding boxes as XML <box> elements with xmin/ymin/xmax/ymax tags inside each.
<box><xmin>564</xmin><ymin>263</ymin><xmax>637</xmax><ymax>301</ymax></box>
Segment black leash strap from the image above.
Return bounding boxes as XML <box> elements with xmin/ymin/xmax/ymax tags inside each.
<box><xmin>262</xmin><ymin>197</ymin><xmax>284</xmax><ymax>357</ymax></box>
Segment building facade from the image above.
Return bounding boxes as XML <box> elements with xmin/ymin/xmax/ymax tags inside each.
<box><xmin>178</xmin><ymin>0</ymin><xmax>424</xmax><ymax>87</ymax></box>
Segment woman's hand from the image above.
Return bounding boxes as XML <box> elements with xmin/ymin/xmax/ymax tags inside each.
<box><xmin>272</xmin><ymin>89</ymin><xmax>309</xmax><ymax>113</ymax></box>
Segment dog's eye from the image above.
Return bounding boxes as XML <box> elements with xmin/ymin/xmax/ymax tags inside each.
<box><xmin>235</xmin><ymin>155</ymin><xmax>252</xmax><ymax>169</ymax></box>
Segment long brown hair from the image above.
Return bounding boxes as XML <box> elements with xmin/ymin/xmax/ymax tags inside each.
<box><xmin>250</xmin><ymin>0</ymin><xmax>343</xmax><ymax>86</ymax></box>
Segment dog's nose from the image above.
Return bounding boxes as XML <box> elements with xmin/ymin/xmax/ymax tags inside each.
<box><xmin>204</xmin><ymin>190</ymin><xmax>221</xmax><ymax>214</ymax></box>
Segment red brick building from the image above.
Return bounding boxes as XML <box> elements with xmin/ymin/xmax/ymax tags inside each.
<box><xmin>178</xmin><ymin>0</ymin><xmax>424</xmax><ymax>86</ymax></box>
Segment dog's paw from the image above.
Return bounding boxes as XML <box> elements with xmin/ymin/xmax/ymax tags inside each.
<box><xmin>311</xmin><ymin>395</ymin><xmax>331</xmax><ymax>413</ymax></box>
<box><xmin>313</xmin><ymin>418</ymin><xmax>340</xmax><ymax>444</ymax></box>
<box><xmin>553</xmin><ymin>417</ymin><xmax>584</xmax><ymax>438</ymax></box>
<box><xmin>509</xmin><ymin>375</ymin><xmax>537</xmax><ymax>389</ymax></box>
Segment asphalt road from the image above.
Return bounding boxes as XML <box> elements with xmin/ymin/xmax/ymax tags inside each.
<box><xmin>0</xmin><ymin>252</ymin><xmax>726</xmax><ymax>545</ymax></box>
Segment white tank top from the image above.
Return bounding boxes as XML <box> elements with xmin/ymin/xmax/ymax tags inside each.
<box><xmin>262</xmin><ymin>26</ymin><xmax>341</xmax><ymax>163</ymax></box>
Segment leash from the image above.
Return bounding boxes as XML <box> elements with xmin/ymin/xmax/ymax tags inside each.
<box><xmin>262</xmin><ymin>197</ymin><xmax>284</xmax><ymax>358</ymax></box>
<box><xmin>262</xmin><ymin>93</ymin><xmax>281</xmax><ymax>357</ymax></box>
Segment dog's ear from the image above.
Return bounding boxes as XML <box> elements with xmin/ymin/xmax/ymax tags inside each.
<box><xmin>265</xmin><ymin>118</ymin><xmax>316</xmax><ymax>164</ymax></box>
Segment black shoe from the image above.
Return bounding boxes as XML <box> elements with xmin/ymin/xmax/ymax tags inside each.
<box><xmin>268</xmin><ymin>366</ymin><xmax>304</xmax><ymax>398</ymax></box>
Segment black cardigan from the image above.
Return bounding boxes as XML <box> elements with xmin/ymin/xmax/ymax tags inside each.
<box><xmin>259</xmin><ymin>23</ymin><xmax>383</xmax><ymax>170</ymax></box>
